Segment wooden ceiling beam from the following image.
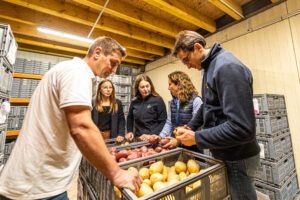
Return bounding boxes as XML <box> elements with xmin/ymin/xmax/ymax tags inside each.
<box><xmin>3</xmin><ymin>0</ymin><xmax>174</xmax><ymax>48</ymax></box>
<box><xmin>0</xmin><ymin>17</ymin><xmax>154</xmax><ymax>61</ymax></box>
<box><xmin>142</xmin><ymin>0</ymin><xmax>216</xmax><ymax>33</ymax></box>
<box><xmin>0</xmin><ymin>2</ymin><xmax>165</xmax><ymax>56</ymax></box>
<box><xmin>16</xmin><ymin>37</ymin><xmax>145</xmax><ymax>65</ymax></box>
<box><xmin>208</xmin><ymin>0</ymin><xmax>244</xmax><ymax>20</ymax></box>
<box><xmin>72</xmin><ymin>0</ymin><xmax>181</xmax><ymax>38</ymax></box>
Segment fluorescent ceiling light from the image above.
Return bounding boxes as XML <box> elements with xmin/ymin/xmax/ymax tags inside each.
<box><xmin>37</xmin><ymin>27</ymin><xmax>94</xmax><ymax>43</ymax></box>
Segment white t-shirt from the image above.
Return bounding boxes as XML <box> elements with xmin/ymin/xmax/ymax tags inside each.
<box><xmin>0</xmin><ymin>57</ymin><xmax>95</xmax><ymax>199</ymax></box>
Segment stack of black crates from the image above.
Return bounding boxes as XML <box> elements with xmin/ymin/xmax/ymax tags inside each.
<box><xmin>253</xmin><ymin>94</ymin><xmax>299</xmax><ymax>200</ymax></box>
<box><xmin>0</xmin><ymin>23</ymin><xmax>17</xmax><ymax>168</ymax></box>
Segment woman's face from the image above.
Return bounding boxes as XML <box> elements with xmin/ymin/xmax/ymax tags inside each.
<box><xmin>138</xmin><ymin>80</ymin><xmax>151</xmax><ymax>98</ymax></box>
<box><xmin>100</xmin><ymin>81</ymin><xmax>113</xmax><ymax>98</ymax></box>
<box><xmin>168</xmin><ymin>79</ymin><xmax>178</xmax><ymax>97</ymax></box>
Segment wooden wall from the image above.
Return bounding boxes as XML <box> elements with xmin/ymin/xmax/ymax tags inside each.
<box><xmin>145</xmin><ymin>0</ymin><xmax>300</xmax><ymax>185</ymax></box>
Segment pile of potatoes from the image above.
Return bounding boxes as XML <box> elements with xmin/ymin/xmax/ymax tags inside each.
<box><xmin>110</xmin><ymin>146</ymin><xmax>170</xmax><ymax>163</ymax></box>
<box><xmin>128</xmin><ymin>159</ymin><xmax>202</xmax><ymax>198</ymax></box>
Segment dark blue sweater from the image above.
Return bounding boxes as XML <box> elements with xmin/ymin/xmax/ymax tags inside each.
<box><xmin>188</xmin><ymin>43</ymin><xmax>260</xmax><ymax>161</ymax></box>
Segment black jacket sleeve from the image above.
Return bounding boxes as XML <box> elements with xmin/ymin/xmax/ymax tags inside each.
<box><xmin>116</xmin><ymin>100</ymin><xmax>125</xmax><ymax>136</ymax></box>
<box><xmin>196</xmin><ymin>64</ymin><xmax>256</xmax><ymax>149</ymax></box>
<box><xmin>126</xmin><ymin>101</ymin><xmax>134</xmax><ymax>133</ymax></box>
<box><xmin>152</xmin><ymin>97</ymin><xmax>167</xmax><ymax>134</ymax></box>
<box><xmin>188</xmin><ymin>104</ymin><xmax>204</xmax><ymax>130</ymax></box>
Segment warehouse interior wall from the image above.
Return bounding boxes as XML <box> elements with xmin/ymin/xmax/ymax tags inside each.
<box><xmin>145</xmin><ymin>0</ymin><xmax>300</xmax><ymax>185</ymax></box>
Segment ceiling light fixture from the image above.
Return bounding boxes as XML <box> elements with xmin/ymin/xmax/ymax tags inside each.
<box><xmin>37</xmin><ymin>27</ymin><xmax>94</xmax><ymax>43</ymax></box>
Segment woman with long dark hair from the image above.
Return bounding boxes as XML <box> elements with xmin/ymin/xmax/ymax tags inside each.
<box><xmin>92</xmin><ymin>79</ymin><xmax>125</xmax><ymax>142</ymax></box>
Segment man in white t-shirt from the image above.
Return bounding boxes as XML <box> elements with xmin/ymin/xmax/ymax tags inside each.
<box><xmin>0</xmin><ymin>37</ymin><xmax>141</xmax><ymax>199</ymax></box>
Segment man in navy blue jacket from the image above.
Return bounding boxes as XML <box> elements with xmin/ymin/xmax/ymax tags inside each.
<box><xmin>173</xmin><ymin>30</ymin><xmax>260</xmax><ymax>200</ymax></box>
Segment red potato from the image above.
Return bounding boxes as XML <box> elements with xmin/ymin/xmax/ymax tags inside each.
<box><xmin>154</xmin><ymin>146</ymin><xmax>162</xmax><ymax>153</ymax></box>
<box><xmin>115</xmin><ymin>150</ymin><xmax>130</xmax><ymax>160</ymax></box>
<box><xmin>147</xmin><ymin>148</ymin><xmax>154</xmax><ymax>152</ymax></box>
<box><xmin>118</xmin><ymin>158</ymin><xmax>127</xmax><ymax>162</ymax></box>
<box><xmin>127</xmin><ymin>153</ymin><xmax>140</xmax><ymax>160</ymax></box>
<box><xmin>161</xmin><ymin>149</ymin><xmax>168</xmax><ymax>153</ymax></box>
<box><xmin>160</xmin><ymin>138</ymin><xmax>170</xmax><ymax>146</ymax></box>
<box><xmin>140</xmin><ymin>146</ymin><xmax>148</xmax><ymax>153</ymax></box>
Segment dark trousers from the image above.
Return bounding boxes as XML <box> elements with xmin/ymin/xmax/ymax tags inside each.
<box><xmin>0</xmin><ymin>191</ymin><xmax>68</xmax><ymax>200</ymax></box>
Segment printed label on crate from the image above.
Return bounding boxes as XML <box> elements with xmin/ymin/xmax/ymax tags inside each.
<box><xmin>258</xmin><ymin>143</ymin><xmax>265</xmax><ymax>159</ymax></box>
<box><xmin>253</xmin><ymin>98</ymin><xmax>260</xmax><ymax>114</ymax></box>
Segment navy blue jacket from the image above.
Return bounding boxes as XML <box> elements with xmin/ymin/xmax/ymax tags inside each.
<box><xmin>92</xmin><ymin>99</ymin><xmax>125</xmax><ymax>138</ymax></box>
<box><xmin>127</xmin><ymin>94</ymin><xmax>167</xmax><ymax>137</ymax></box>
<box><xmin>188</xmin><ymin>43</ymin><xmax>260</xmax><ymax>161</ymax></box>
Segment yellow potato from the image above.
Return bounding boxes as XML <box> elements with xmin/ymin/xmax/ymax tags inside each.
<box><xmin>139</xmin><ymin>167</ymin><xmax>150</xmax><ymax>180</ymax></box>
<box><xmin>149</xmin><ymin>161</ymin><xmax>164</xmax><ymax>175</ymax></box>
<box><xmin>187</xmin><ymin>159</ymin><xmax>200</xmax><ymax>174</ymax></box>
<box><xmin>179</xmin><ymin>172</ymin><xmax>187</xmax><ymax>181</ymax></box>
<box><xmin>152</xmin><ymin>181</ymin><xmax>168</xmax><ymax>192</ymax></box>
<box><xmin>127</xmin><ymin>167</ymin><xmax>138</xmax><ymax>173</ymax></box>
<box><xmin>175</xmin><ymin>161</ymin><xmax>187</xmax><ymax>174</ymax></box>
<box><xmin>137</xmin><ymin>183</ymin><xmax>153</xmax><ymax>197</ymax></box>
<box><xmin>192</xmin><ymin>180</ymin><xmax>202</xmax><ymax>189</ymax></box>
<box><xmin>150</xmin><ymin>173</ymin><xmax>164</xmax><ymax>185</ymax></box>
<box><xmin>142</xmin><ymin>179</ymin><xmax>152</xmax><ymax>187</ymax></box>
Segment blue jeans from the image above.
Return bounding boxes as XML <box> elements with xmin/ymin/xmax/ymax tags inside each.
<box><xmin>0</xmin><ymin>191</ymin><xmax>68</xmax><ymax>200</ymax></box>
<box><xmin>224</xmin><ymin>154</ymin><xmax>260</xmax><ymax>200</ymax></box>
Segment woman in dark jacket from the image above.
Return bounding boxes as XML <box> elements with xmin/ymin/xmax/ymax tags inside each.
<box><xmin>92</xmin><ymin>79</ymin><xmax>125</xmax><ymax>142</ymax></box>
<box><xmin>125</xmin><ymin>74</ymin><xmax>167</xmax><ymax>140</ymax></box>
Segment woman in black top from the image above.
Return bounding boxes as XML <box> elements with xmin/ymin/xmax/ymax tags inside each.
<box><xmin>92</xmin><ymin>79</ymin><xmax>125</xmax><ymax>142</ymax></box>
<box><xmin>125</xmin><ymin>74</ymin><xmax>167</xmax><ymax>141</ymax></box>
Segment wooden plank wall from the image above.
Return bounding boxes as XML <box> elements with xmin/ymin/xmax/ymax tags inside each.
<box><xmin>145</xmin><ymin>0</ymin><xmax>300</xmax><ymax>185</ymax></box>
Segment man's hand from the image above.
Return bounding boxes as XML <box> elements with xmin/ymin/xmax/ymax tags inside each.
<box><xmin>115</xmin><ymin>135</ymin><xmax>125</xmax><ymax>143</ymax></box>
<box><xmin>162</xmin><ymin>137</ymin><xmax>178</xmax><ymax>149</ymax></box>
<box><xmin>111</xmin><ymin>169</ymin><xmax>142</xmax><ymax>192</ymax></box>
<box><xmin>175</xmin><ymin>130</ymin><xmax>196</xmax><ymax>146</ymax></box>
<box><xmin>139</xmin><ymin>134</ymin><xmax>150</xmax><ymax>141</ymax></box>
<box><xmin>173</xmin><ymin>125</ymin><xmax>192</xmax><ymax>136</ymax></box>
<box><xmin>125</xmin><ymin>132</ymin><xmax>134</xmax><ymax>141</ymax></box>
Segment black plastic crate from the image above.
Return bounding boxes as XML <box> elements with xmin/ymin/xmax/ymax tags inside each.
<box><xmin>0</xmin><ymin>23</ymin><xmax>17</xmax><ymax>66</ymax></box>
<box><xmin>255</xmin><ymin>152</ymin><xmax>295</xmax><ymax>186</ymax></box>
<box><xmin>256</xmin><ymin>114</ymin><xmax>289</xmax><ymax>136</ymax></box>
<box><xmin>253</xmin><ymin>94</ymin><xmax>285</xmax><ymax>115</ymax></box>
<box><xmin>255</xmin><ymin>173</ymin><xmax>299</xmax><ymax>200</ymax></box>
<box><xmin>257</xmin><ymin>131</ymin><xmax>292</xmax><ymax>161</ymax></box>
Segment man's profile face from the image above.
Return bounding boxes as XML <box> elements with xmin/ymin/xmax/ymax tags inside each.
<box><xmin>97</xmin><ymin>50</ymin><xmax>122</xmax><ymax>78</ymax></box>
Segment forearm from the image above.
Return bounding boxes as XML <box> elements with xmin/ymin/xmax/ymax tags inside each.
<box><xmin>71</xmin><ymin>122</ymin><xmax>120</xmax><ymax>181</ymax></box>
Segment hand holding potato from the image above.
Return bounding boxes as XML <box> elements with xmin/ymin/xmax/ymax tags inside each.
<box><xmin>125</xmin><ymin>132</ymin><xmax>134</xmax><ymax>141</ymax></box>
<box><xmin>161</xmin><ymin>137</ymin><xmax>178</xmax><ymax>149</ymax></box>
<box><xmin>173</xmin><ymin>125</ymin><xmax>192</xmax><ymax>137</ymax></box>
<box><xmin>116</xmin><ymin>135</ymin><xmax>125</xmax><ymax>143</ymax></box>
<box><xmin>112</xmin><ymin>168</ymin><xmax>142</xmax><ymax>193</ymax></box>
<box><xmin>139</xmin><ymin>134</ymin><xmax>150</xmax><ymax>141</ymax></box>
<box><xmin>175</xmin><ymin>130</ymin><xmax>196</xmax><ymax>146</ymax></box>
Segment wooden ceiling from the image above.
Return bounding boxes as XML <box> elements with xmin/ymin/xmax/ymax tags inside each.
<box><xmin>0</xmin><ymin>0</ymin><xmax>282</xmax><ymax>67</ymax></box>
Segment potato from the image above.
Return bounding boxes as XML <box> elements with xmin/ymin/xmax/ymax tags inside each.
<box><xmin>142</xmin><ymin>179</ymin><xmax>152</xmax><ymax>186</ymax></box>
<box><xmin>167</xmin><ymin>173</ymin><xmax>180</xmax><ymax>182</ymax></box>
<box><xmin>160</xmin><ymin>138</ymin><xmax>170</xmax><ymax>146</ymax></box>
<box><xmin>139</xmin><ymin>168</ymin><xmax>150</xmax><ymax>180</ymax></box>
<box><xmin>115</xmin><ymin>150</ymin><xmax>129</xmax><ymax>160</ymax></box>
<box><xmin>167</xmin><ymin>178</ymin><xmax>179</xmax><ymax>185</ymax></box>
<box><xmin>150</xmin><ymin>173</ymin><xmax>164</xmax><ymax>185</ymax></box>
<box><xmin>127</xmin><ymin>153</ymin><xmax>140</xmax><ymax>160</ymax></box>
<box><xmin>137</xmin><ymin>183</ymin><xmax>153</xmax><ymax>197</ymax></box>
<box><xmin>118</xmin><ymin>157</ymin><xmax>127</xmax><ymax>162</ymax></box>
<box><xmin>152</xmin><ymin>181</ymin><xmax>167</xmax><ymax>192</ymax></box>
<box><xmin>140</xmin><ymin>146</ymin><xmax>148</xmax><ymax>153</ymax></box>
<box><xmin>162</xmin><ymin>166</ymin><xmax>169</xmax><ymax>181</ymax></box>
<box><xmin>149</xmin><ymin>161</ymin><xmax>163</xmax><ymax>175</ymax></box>
<box><xmin>174</xmin><ymin>161</ymin><xmax>187</xmax><ymax>174</ymax></box>
<box><xmin>127</xmin><ymin>167</ymin><xmax>138</xmax><ymax>173</ymax></box>
<box><xmin>187</xmin><ymin>159</ymin><xmax>200</xmax><ymax>173</ymax></box>
<box><xmin>169</xmin><ymin>166</ymin><xmax>176</xmax><ymax>174</ymax></box>
<box><xmin>154</xmin><ymin>146</ymin><xmax>162</xmax><ymax>153</ymax></box>
<box><xmin>179</xmin><ymin>172</ymin><xmax>187</xmax><ymax>181</ymax></box>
